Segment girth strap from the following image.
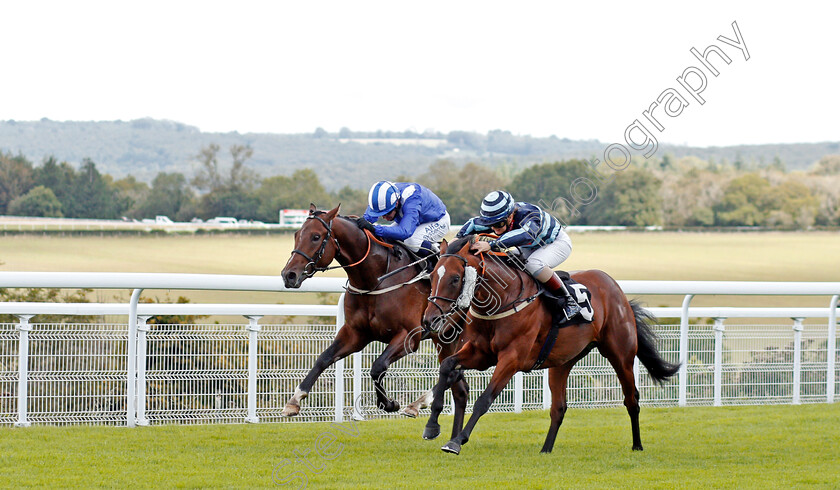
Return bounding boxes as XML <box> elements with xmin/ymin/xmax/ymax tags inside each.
<box><xmin>530</xmin><ymin>322</ymin><xmax>561</xmax><ymax>371</ymax></box>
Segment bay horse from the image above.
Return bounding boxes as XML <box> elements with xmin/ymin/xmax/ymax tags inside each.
<box><xmin>421</xmin><ymin>235</ymin><xmax>679</xmax><ymax>455</ymax></box>
<box><xmin>280</xmin><ymin>204</ymin><xmax>469</xmax><ymax>436</ymax></box>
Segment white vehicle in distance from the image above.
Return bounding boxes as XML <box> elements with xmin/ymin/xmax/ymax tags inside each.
<box><xmin>207</xmin><ymin>217</ymin><xmax>238</xmax><ymax>226</ymax></box>
<box><xmin>140</xmin><ymin>215</ymin><xmax>175</xmax><ymax>225</ymax></box>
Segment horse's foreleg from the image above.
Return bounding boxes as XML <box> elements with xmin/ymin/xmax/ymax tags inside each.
<box><xmin>370</xmin><ymin>331</ymin><xmax>416</xmax><ymax>413</ymax></box>
<box><xmin>441</xmin><ymin>354</ymin><xmax>520</xmax><ymax>455</ymax></box>
<box><xmin>282</xmin><ymin>325</ymin><xmax>368</xmax><ymax>417</ymax></box>
<box><xmin>423</xmin><ymin>353</ymin><xmax>466</xmax><ymax>440</ymax></box>
<box><xmin>449</xmin><ymin>371</ymin><xmax>469</xmax><ymax>438</ymax></box>
<box><xmin>540</xmin><ymin>364</ymin><xmax>572</xmax><ymax>454</ymax></box>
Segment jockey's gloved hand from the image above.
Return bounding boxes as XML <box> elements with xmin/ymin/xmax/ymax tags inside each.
<box><xmin>355</xmin><ymin>217</ymin><xmax>376</xmax><ymax>233</ymax></box>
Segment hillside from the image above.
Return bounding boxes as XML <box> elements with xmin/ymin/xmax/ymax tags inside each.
<box><xmin>1</xmin><ymin>118</ymin><xmax>836</xmax><ymax>189</ymax></box>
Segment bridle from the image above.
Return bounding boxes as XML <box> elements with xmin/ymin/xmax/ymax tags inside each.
<box><xmin>427</xmin><ymin>245</ymin><xmax>540</xmax><ymax>324</ymax></box>
<box><xmin>291</xmin><ymin>214</ymin><xmax>371</xmax><ymax>279</ymax></box>
<box><xmin>426</xmin><ymin>252</ymin><xmax>480</xmax><ymax>322</ymax></box>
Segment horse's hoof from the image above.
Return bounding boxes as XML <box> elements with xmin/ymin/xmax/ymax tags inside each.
<box><xmin>281</xmin><ymin>404</ymin><xmax>300</xmax><ymax>417</ymax></box>
<box><xmin>632</xmin><ymin>445</ymin><xmax>644</xmax><ymax>451</ymax></box>
<box><xmin>378</xmin><ymin>399</ymin><xmax>400</xmax><ymax>413</ymax></box>
<box><xmin>422</xmin><ymin>424</ymin><xmax>440</xmax><ymax>440</ymax></box>
<box><xmin>400</xmin><ymin>406</ymin><xmax>419</xmax><ymax>418</ymax></box>
<box><xmin>441</xmin><ymin>441</ymin><xmax>461</xmax><ymax>455</ymax></box>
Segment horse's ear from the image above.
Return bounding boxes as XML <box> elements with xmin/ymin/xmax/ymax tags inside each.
<box><xmin>440</xmin><ymin>239</ymin><xmax>448</xmax><ymax>254</ymax></box>
<box><xmin>459</xmin><ymin>238</ymin><xmax>473</xmax><ymax>253</ymax></box>
<box><xmin>309</xmin><ymin>203</ymin><xmax>317</xmax><ymax>215</ymax></box>
<box><xmin>325</xmin><ymin>203</ymin><xmax>341</xmax><ymax>221</ymax></box>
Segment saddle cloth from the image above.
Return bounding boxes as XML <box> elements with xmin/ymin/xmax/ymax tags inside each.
<box><xmin>555</xmin><ymin>276</ymin><xmax>594</xmax><ymax>327</ymax></box>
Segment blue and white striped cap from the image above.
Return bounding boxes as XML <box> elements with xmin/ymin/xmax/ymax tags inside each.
<box><xmin>367</xmin><ymin>181</ymin><xmax>400</xmax><ymax>217</ymax></box>
<box><xmin>475</xmin><ymin>190</ymin><xmax>515</xmax><ymax>226</ymax></box>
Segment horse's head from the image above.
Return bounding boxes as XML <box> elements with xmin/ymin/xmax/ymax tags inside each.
<box><xmin>422</xmin><ymin>236</ymin><xmax>480</xmax><ymax>331</ymax></box>
<box><xmin>281</xmin><ymin>203</ymin><xmax>341</xmax><ymax>288</ymax></box>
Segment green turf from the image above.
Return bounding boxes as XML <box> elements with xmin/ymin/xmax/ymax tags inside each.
<box><xmin>1</xmin><ymin>404</ymin><xmax>838</xmax><ymax>488</ymax></box>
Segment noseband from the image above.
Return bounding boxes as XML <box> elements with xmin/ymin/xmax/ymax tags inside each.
<box><xmin>427</xmin><ymin>253</ymin><xmax>480</xmax><ymax>321</ymax></box>
<box><xmin>291</xmin><ymin>214</ymin><xmax>342</xmax><ymax>278</ymax></box>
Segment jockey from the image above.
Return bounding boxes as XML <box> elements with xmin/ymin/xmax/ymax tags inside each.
<box><xmin>457</xmin><ymin>190</ymin><xmax>582</xmax><ymax>320</ymax></box>
<box><xmin>356</xmin><ymin>181</ymin><xmax>450</xmax><ymax>260</ymax></box>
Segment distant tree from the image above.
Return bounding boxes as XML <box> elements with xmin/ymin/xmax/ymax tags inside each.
<box><xmin>7</xmin><ymin>185</ymin><xmax>63</xmax><ymax>217</ymax></box>
<box><xmin>810</xmin><ymin>155</ymin><xmax>840</xmax><ymax>175</ymax></box>
<box><xmin>331</xmin><ymin>185</ymin><xmax>367</xmax><ymax>216</ymax></box>
<box><xmin>134</xmin><ymin>172</ymin><xmax>195</xmax><ymax>220</ymax></box>
<box><xmin>192</xmin><ymin>144</ymin><xmax>259</xmax><ymax>219</ymax></box>
<box><xmin>416</xmin><ymin>160</ymin><xmax>507</xmax><ymax>225</ymax></box>
<box><xmin>192</xmin><ymin>144</ymin><xmax>256</xmax><ymax>192</ymax></box>
<box><xmin>63</xmin><ymin>159</ymin><xmax>131</xmax><ymax>219</ymax></box>
<box><xmin>582</xmin><ymin>168</ymin><xmax>662</xmax><ymax>226</ymax></box>
<box><xmin>112</xmin><ymin>175</ymin><xmax>149</xmax><ymax>217</ymax></box>
<box><xmin>254</xmin><ymin>169</ymin><xmax>331</xmax><ymax>222</ymax></box>
<box><xmin>0</xmin><ymin>152</ymin><xmax>34</xmax><ymax>213</ymax></box>
<box><xmin>313</xmin><ymin>127</ymin><xmax>328</xmax><ymax>139</ymax></box>
<box><xmin>713</xmin><ymin>173</ymin><xmax>771</xmax><ymax>226</ymax></box>
<box><xmin>192</xmin><ymin>143</ymin><xmax>223</xmax><ymax>192</ymax></box>
<box><xmin>508</xmin><ymin>160</ymin><xmax>591</xmax><ymax>224</ymax></box>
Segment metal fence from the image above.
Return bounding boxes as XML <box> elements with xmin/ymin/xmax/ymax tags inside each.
<box><xmin>0</xmin><ymin>273</ymin><xmax>837</xmax><ymax>427</ymax></box>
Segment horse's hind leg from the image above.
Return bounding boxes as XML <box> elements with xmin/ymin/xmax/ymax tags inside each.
<box><xmin>282</xmin><ymin>325</ymin><xmax>368</xmax><ymax>417</ymax></box>
<box><xmin>600</xmin><ymin>344</ymin><xmax>643</xmax><ymax>450</ymax></box>
<box><xmin>540</xmin><ymin>364</ymin><xmax>572</xmax><ymax>454</ymax></box>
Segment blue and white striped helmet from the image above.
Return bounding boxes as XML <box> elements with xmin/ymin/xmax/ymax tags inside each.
<box><xmin>475</xmin><ymin>190</ymin><xmax>515</xmax><ymax>226</ymax></box>
<box><xmin>367</xmin><ymin>181</ymin><xmax>401</xmax><ymax>217</ymax></box>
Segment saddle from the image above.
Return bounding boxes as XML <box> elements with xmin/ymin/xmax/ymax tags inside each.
<box><xmin>542</xmin><ymin>274</ymin><xmax>594</xmax><ymax>328</ymax></box>
<box><xmin>475</xmin><ymin>237</ymin><xmax>593</xmax><ymax>327</ymax></box>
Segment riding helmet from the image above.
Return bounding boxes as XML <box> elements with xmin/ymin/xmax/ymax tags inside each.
<box><xmin>475</xmin><ymin>190</ymin><xmax>515</xmax><ymax>226</ymax></box>
<box><xmin>367</xmin><ymin>181</ymin><xmax>401</xmax><ymax>217</ymax></box>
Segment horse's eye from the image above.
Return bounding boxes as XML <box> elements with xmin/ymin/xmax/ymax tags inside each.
<box><xmin>451</xmin><ymin>275</ymin><xmax>461</xmax><ymax>284</ymax></box>
<box><xmin>312</xmin><ymin>234</ymin><xmax>321</xmax><ymax>241</ymax></box>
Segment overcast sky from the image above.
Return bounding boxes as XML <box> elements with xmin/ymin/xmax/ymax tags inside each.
<box><xmin>2</xmin><ymin>1</ymin><xmax>837</xmax><ymax>147</ymax></box>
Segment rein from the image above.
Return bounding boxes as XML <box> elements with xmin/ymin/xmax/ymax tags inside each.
<box><xmin>291</xmin><ymin>215</ymin><xmax>373</xmax><ymax>279</ymax></box>
<box><xmin>428</xmin><ymin>247</ymin><xmax>540</xmax><ymax>323</ymax></box>
<box><xmin>292</xmin><ymin>213</ymin><xmax>426</xmax><ymax>296</ymax></box>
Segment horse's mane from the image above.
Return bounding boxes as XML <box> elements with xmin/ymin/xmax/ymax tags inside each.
<box><xmin>447</xmin><ymin>235</ymin><xmax>475</xmax><ymax>254</ymax></box>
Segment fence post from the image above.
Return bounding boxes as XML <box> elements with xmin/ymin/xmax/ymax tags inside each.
<box><xmin>828</xmin><ymin>295</ymin><xmax>838</xmax><ymax>403</ymax></box>
<box><xmin>14</xmin><ymin>314</ymin><xmax>33</xmax><ymax>428</ymax></box>
<box><xmin>792</xmin><ymin>317</ymin><xmax>804</xmax><ymax>405</ymax></box>
<box><xmin>352</xmin><ymin>351</ymin><xmax>363</xmax><ymax>420</ymax></box>
<box><xmin>135</xmin><ymin>315</ymin><xmax>152</xmax><ymax>426</ymax></box>
<box><xmin>513</xmin><ymin>371</ymin><xmax>523</xmax><ymax>413</ymax></box>
<box><xmin>542</xmin><ymin>369</ymin><xmax>550</xmax><ymax>410</ymax></box>
<box><xmin>127</xmin><ymin>288</ymin><xmax>143</xmax><ymax>428</ymax></box>
<box><xmin>334</xmin><ymin>294</ymin><xmax>345</xmax><ymax>422</ymax></box>
<box><xmin>245</xmin><ymin>315</ymin><xmax>262</xmax><ymax>423</ymax></box>
<box><xmin>712</xmin><ymin>318</ymin><xmax>725</xmax><ymax>407</ymax></box>
<box><xmin>679</xmin><ymin>294</ymin><xmax>694</xmax><ymax>407</ymax></box>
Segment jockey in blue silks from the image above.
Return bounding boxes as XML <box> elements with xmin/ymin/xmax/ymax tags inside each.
<box><xmin>356</xmin><ymin>181</ymin><xmax>450</xmax><ymax>259</ymax></box>
<box><xmin>457</xmin><ymin>190</ymin><xmax>582</xmax><ymax>320</ymax></box>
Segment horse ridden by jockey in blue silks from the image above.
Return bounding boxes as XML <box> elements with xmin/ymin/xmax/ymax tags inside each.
<box><xmin>457</xmin><ymin>190</ymin><xmax>583</xmax><ymax>321</ymax></box>
<box><xmin>356</xmin><ymin>181</ymin><xmax>451</xmax><ymax>263</ymax></box>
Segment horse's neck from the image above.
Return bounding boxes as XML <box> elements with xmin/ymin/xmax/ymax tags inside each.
<box><xmin>332</xmin><ymin>219</ymin><xmax>393</xmax><ymax>288</ymax></box>
<box><xmin>473</xmin><ymin>255</ymin><xmax>534</xmax><ymax>309</ymax></box>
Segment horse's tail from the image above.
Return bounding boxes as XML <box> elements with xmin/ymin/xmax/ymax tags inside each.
<box><xmin>630</xmin><ymin>299</ymin><xmax>680</xmax><ymax>385</ymax></box>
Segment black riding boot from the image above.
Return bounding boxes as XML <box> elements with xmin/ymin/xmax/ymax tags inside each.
<box><xmin>543</xmin><ymin>271</ymin><xmax>582</xmax><ymax>321</ymax></box>
<box><xmin>417</xmin><ymin>240</ymin><xmax>440</xmax><ymax>273</ymax></box>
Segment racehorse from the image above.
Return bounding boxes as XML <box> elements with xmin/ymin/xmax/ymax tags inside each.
<box><xmin>280</xmin><ymin>204</ymin><xmax>469</xmax><ymax>436</ymax></box>
<box><xmin>421</xmin><ymin>235</ymin><xmax>679</xmax><ymax>454</ymax></box>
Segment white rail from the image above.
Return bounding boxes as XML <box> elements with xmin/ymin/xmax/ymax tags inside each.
<box><xmin>1</xmin><ymin>273</ymin><xmax>838</xmax><ymax>427</ymax></box>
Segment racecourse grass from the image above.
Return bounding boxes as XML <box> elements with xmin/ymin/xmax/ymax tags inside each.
<box><xmin>1</xmin><ymin>404</ymin><xmax>839</xmax><ymax>488</ymax></box>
